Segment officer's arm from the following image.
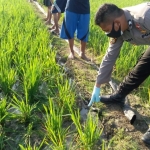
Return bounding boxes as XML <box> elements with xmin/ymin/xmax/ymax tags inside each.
<box><xmin>96</xmin><ymin>37</ymin><xmax>124</xmax><ymax>86</ymax></box>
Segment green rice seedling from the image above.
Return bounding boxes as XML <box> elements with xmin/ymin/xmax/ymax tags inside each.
<box><xmin>19</xmin><ymin>137</ymin><xmax>45</xmax><ymax>150</ymax></box>
<box><xmin>11</xmin><ymin>95</ymin><xmax>37</xmax><ymax>125</ymax></box>
<box><xmin>137</xmin><ymin>76</ymin><xmax>150</xmax><ymax>103</ymax></box>
<box><xmin>114</xmin><ymin>44</ymin><xmax>145</xmax><ymax>79</ymax></box>
<box><xmin>56</xmin><ymin>75</ymin><xmax>76</xmax><ymax>115</ymax></box>
<box><xmin>22</xmin><ymin>57</ymin><xmax>43</xmax><ymax>103</ymax></box>
<box><xmin>70</xmin><ymin>108</ymin><xmax>102</xmax><ymax>149</ymax></box>
<box><xmin>19</xmin><ymin>123</ymin><xmax>45</xmax><ymax>150</ymax></box>
<box><xmin>41</xmin><ymin>51</ymin><xmax>60</xmax><ymax>98</ymax></box>
<box><xmin>24</xmin><ymin>122</ymin><xmax>33</xmax><ymax>141</ymax></box>
<box><xmin>148</xmin><ymin>87</ymin><xmax>150</xmax><ymax>104</ymax></box>
<box><xmin>0</xmin><ymin>97</ymin><xmax>10</xmax><ymax>126</ymax></box>
<box><xmin>43</xmin><ymin>98</ymin><xmax>69</xmax><ymax>149</ymax></box>
<box><xmin>19</xmin><ymin>144</ymin><xmax>41</xmax><ymax>150</ymax></box>
<box><xmin>88</xmin><ymin>20</ymin><xmax>109</xmax><ymax>58</ymax></box>
<box><xmin>101</xmin><ymin>140</ymin><xmax>107</xmax><ymax>150</ymax></box>
<box><xmin>0</xmin><ymin>128</ymin><xmax>6</xmax><ymax>150</ymax></box>
<box><xmin>0</xmin><ymin>49</ymin><xmax>17</xmax><ymax>95</ymax></box>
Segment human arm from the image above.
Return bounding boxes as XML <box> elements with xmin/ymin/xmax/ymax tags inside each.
<box><xmin>88</xmin><ymin>37</ymin><xmax>123</xmax><ymax>106</ymax></box>
<box><xmin>96</xmin><ymin>37</ymin><xmax>124</xmax><ymax>85</ymax></box>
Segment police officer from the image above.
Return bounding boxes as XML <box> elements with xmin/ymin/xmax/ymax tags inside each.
<box><xmin>88</xmin><ymin>3</ymin><xmax>150</xmax><ymax>144</ymax></box>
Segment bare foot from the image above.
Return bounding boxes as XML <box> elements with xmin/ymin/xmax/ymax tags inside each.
<box><xmin>80</xmin><ymin>55</ymin><xmax>91</xmax><ymax>61</ymax></box>
<box><xmin>43</xmin><ymin>18</ymin><xmax>48</xmax><ymax>21</ymax></box>
<box><xmin>48</xmin><ymin>25</ymin><xmax>55</xmax><ymax>30</ymax></box>
<box><xmin>50</xmin><ymin>29</ymin><xmax>60</xmax><ymax>36</ymax></box>
<box><xmin>68</xmin><ymin>53</ymin><xmax>75</xmax><ymax>59</ymax></box>
<box><xmin>45</xmin><ymin>20</ymin><xmax>52</xmax><ymax>25</ymax></box>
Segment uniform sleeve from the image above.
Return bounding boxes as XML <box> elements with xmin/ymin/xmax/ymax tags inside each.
<box><xmin>144</xmin><ymin>9</ymin><xmax>150</xmax><ymax>30</ymax></box>
<box><xmin>96</xmin><ymin>37</ymin><xmax>124</xmax><ymax>85</ymax></box>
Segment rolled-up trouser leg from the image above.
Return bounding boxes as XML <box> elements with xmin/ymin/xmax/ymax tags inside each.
<box><xmin>119</xmin><ymin>46</ymin><xmax>150</xmax><ymax>94</ymax></box>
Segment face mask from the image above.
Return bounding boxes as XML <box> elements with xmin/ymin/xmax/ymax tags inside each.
<box><xmin>106</xmin><ymin>22</ymin><xmax>123</xmax><ymax>38</ymax></box>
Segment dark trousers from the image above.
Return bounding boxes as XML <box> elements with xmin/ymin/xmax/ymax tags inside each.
<box><xmin>119</xmin><ymin>46</ymin><xmax>150</xmax><ymax>95</ymax></box>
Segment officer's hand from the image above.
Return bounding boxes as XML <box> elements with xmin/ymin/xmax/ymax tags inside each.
<box><xmin>88</xmin><ymin>86</ymin><xmax>100</xmax><ymax>107</ymax></box>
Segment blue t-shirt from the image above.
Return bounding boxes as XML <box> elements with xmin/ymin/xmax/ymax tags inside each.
<box><xmin>66</xmin><ymin>0</ymin><xmax>90</xmax><ymax>14</ymax></box>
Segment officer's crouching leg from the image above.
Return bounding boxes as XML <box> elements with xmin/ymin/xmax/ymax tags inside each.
<box><xmin>142</xmin><ymin>129</ymin><xmax>150</xmax><ymax>145</ymax></box>
<box><xmin>100</xmin><ymin>90</ymin><xmax>126</xmax><ymax>105</ymax></box>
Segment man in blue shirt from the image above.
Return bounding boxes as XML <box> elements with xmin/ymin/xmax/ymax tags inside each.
<box><xmin>60</xmin><ymin>0</ymin><xmax>90</xmax><ymax>60</ymax></box>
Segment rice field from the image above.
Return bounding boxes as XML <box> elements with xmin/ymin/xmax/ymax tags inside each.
<box><xmin>0</xmin><ymin>0</ymin><xmax>150</xmax><ymax>149</ymax></box>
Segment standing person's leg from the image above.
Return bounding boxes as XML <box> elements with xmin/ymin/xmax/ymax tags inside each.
<box><xmin>50</xmin><ymin>13</ymin><xmax>61</xmax><ymax>30</ymax></box>
<box><xmin>57</xmin><ymin>13</ymin><xmax>61</xmax><ymax>24</ymax></box>
<box><xmin>45</xmin><ymin>5</ymin><xmax>52</xmax><ymax>24</ymax></box>
<box><xmin>44</xmin><ymin>7</ymin><xmax>49</xmax><ymax>21</ymax></box>
<box><xmin>50</xmin><ymin>0</ymin><xmax>66</xmax><ymax>33</ymax></box>
<box><xmin>77</xmin><ymin>13</ymin><xmax>90</xmax><ymax>61</ymax></box>
<box><xmin>50</xmin><ymin>0</ymin><xmax>62</xmax><ymax>34</ymax></box>
<box><xmin>60</xmin><ymin>11</ymin><xmax>78</xmax><ymax>59</ymax></box>
<box><xmin>43</xmin><ymin>0</ymin><xmax>52</xmax><ymax>23</ymax></box>
<box><xmin>51</xmin><ymin>13</ymin><xmax>60</xmax><ymax>34</ymax></box>
<box><xmin>55</xmin><ymin>13</ymin><xmax>61</xmax><ymax>33</ymax></box>
<box><xmin>68</xmin><ymin>38</ymin><xmax>75</xmax><ymax>59</ymax></box>
<box><xmin>80</xmin><ymin>41</ymin><xmax>90</xmax><ymax>61</ymax></box>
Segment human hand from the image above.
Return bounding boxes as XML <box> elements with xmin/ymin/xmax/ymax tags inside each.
<box><xmin>88</xmin><ymin>86</ymin><xmax>100</xmax><ymax>107</ymax></box>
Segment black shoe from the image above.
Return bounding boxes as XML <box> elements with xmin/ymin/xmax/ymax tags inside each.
<box><xmin>142</xmin><ymin>129</ymin><xmax>150</xmax><ymax>145</ymax></box>
<box><xmin>100</xmin><ymin>92</ymin><xmax>125</xmax><ymax>104</ymax></box>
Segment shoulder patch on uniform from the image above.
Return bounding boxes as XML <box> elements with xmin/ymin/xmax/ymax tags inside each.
<box><xmin>135</xmin><ymin>23</ymin><xmax>146</xmax><ymax>33</ymax></box>
<box><xmin>135</xmin><ymin>23</ymin><xmax>141</xmax><ymax>30</ymax></box>
<box><xmin>109</xmin><ymin>38</ymin><xmax>117</xmax><ymax>44</ymax></box>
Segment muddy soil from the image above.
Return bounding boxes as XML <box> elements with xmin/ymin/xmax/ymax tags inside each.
<box><xmin>31</xmin><ymin>1</ymin><xmax>150</xmax><ymax>149</ymax></box>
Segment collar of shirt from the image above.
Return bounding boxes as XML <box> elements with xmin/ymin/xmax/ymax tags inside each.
<box><xmin>123</xmin><ymin>9</ymin><xmax>133</xmax><ymax>30</ymax></box>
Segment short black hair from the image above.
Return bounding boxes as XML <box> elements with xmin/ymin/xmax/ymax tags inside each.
<box><xmin>95</xmin><ymin>3</ymin><xmax>124</xmax><ymax>25</ymax></box>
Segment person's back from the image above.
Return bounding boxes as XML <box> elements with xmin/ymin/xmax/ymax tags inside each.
<box><xmin>66</xmin><ymin>0</ymin><xmax>90</xmax><ymax>14</ymax></box>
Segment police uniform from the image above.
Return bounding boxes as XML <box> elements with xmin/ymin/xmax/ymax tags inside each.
<box><xmin>97</xmin><ymin>2</ymin><xmax>150</xmax><ymax>93</ymax></box>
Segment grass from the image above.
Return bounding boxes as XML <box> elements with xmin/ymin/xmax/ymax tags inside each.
<box><xmin>107</xmin><ymin>128</ymin><xmax>139</xmax><ymax>150</ymax></box>
<box><xmin>0</xmin><ymin>0</ymin><xmax>78</xmax><ymax>148</ymax></box>
<box><xmin>1</xmin><ymin>0</ymin><xmax>150</xmax><ymax>149</ymax></box>
<box><xmin>69</xmin><ymin>108</ymin><xmax>103</xmax><ymax>149</ymax></box>
<box><xmin>43</xmin><ymin>98</ymin><xmax>69</xmax><ymax>149</ymax></box>
<box><xmin>0</xmin><ymin>97</ymin><xmax>10</xmax><ymax>125</ymax></box>
<box><xmin>11</xmin><ymin>95</ymin><xmax>37</xmax><ymax>125</ymax></box>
